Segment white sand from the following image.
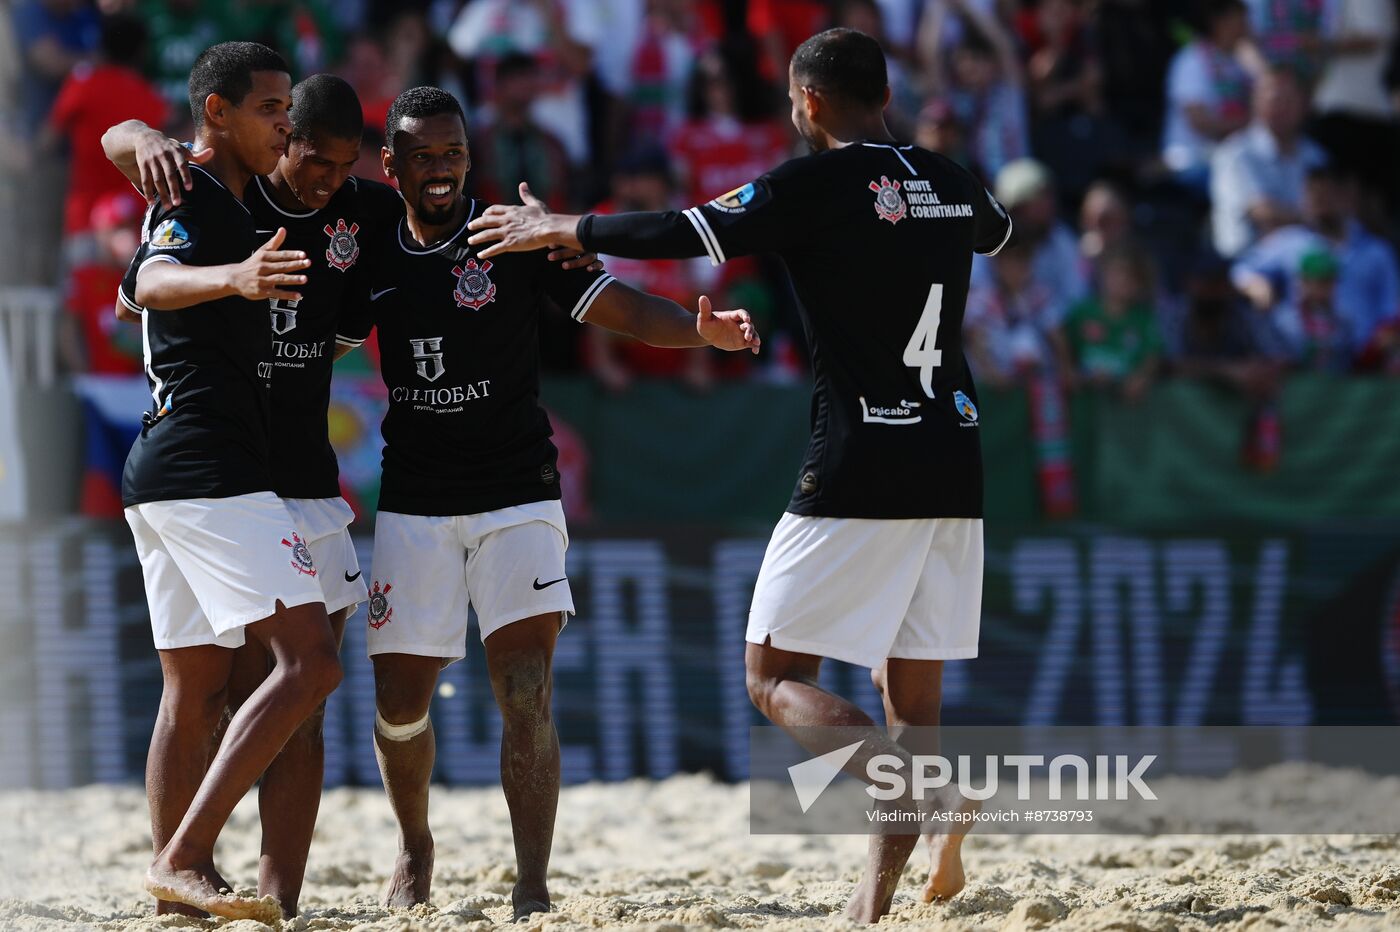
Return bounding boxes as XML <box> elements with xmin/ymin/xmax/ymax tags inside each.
<box><xmin>2</xmin><ymin>773</ymin><xmax>1399</xmax><ymax>931</ymax></box>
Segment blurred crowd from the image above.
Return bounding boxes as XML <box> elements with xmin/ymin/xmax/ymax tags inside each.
<box><xmin>5</xmin><ymin>0</ymin><xmax>1400</xmax><ymax>422</ymax></box>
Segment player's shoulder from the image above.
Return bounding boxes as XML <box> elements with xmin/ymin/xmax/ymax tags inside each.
<box><xmin>178</xmin><ymin>164</ymin><xmax>245</xmax><ymax>217</ymax></box>
<box><xmin>346</xmin><ymin>176</ymin><xmax>406</xmax><ymax>221</ymax></box>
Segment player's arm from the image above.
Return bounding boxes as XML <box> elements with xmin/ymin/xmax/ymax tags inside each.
<box><xmin>101</xmin><ymin>119</ymin><xmax>212</xmax><ymax>209</ymax></box>
<box><xmin>584</xmin><ymin>284</ymin><xmax>760</xmax><ymax>353</ymax></box>
<box><xmin>136</xmin><ymin>227</ymin><xmax>310</xmax><ymax>310</ymax></box>
<box><xmin>470</xmin><ymin>170</ymin><xmax>805</xmax><ymax>265</ymax></box>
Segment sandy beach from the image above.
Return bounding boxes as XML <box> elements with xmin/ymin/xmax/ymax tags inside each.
<box><xmin>3</xmin><ymin>773</ymin><xmax>1399</xmax><ymax>931</ymax></box>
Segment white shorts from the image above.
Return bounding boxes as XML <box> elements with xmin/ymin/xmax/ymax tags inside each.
<box><xmin>283</xmin><ymin>497</ymin><xmax>367</xmax><ymax>615</ymax></box>
<box><xmin>746</xmin><ymin>513</ymin><xmax>983</xmax><ymax>669</ymax></box>
<box><xmin>125</xmin><ymin>491</ymin><xmax>327</xmax><ymax>650</ymax></box>
<box><xmin>366</xmin><ymin>500</ymin><xmax>573</xmax><ymax>665</ymax></box>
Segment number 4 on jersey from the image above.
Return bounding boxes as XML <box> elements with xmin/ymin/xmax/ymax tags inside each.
<box><xmin>903</xmin><ymin>283</ymin><xmax>944</xmax><ymax>398</ymax></box>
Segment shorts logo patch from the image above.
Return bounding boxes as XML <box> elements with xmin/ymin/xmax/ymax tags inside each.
<box><xmin>367</xmin><ymin>581</ymin><xmax>393</xmax><ymax>629</ymax></box>
<box><xmin>282</xmin><ymin>532</ymin><xmax>317</xmax><ymax>577</ymax></box>
<box><xmin>452</xmin><ymin>258</ymin><xmax>497</xmax><ymax>310</ymax></box>
<box><xmin>149</xmin><ymin>219</ymin><xmax>191</xmax><ymax>248</ymax></box>
<box><xmin>869</xmin><ymin>176</ymin><xmax>906</xmax><ymax>225</ymax></box>
<box><xmin>954</xmin><ymin>390</ymin><xmax>979</xmax><ymax>424</ymax></box>
<box><xmin>324</xmin><ymin>218</ymin><xmax>361</xmax><ymax>271</ymax></box>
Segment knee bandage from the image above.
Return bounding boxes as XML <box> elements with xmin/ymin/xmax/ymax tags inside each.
<box><xmin>375</xmin><ymin>710</ymin><xmax>431</xmax><ymax>741</ymax></box>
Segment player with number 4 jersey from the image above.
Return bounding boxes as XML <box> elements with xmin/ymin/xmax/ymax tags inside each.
<box><xmin>467</xmin><ymin>27</ymin><xmax>1012</xmax><ymax>924</ymax></box>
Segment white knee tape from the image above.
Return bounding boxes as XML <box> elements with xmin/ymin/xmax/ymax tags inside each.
<box><xmin>375</xmin><ymin>711</ymin><xmax>430</xmax><ymax>741</ymax></box>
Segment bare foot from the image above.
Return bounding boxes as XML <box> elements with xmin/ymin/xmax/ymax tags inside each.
<box><xmin>512</xmin><ymin>883</ymin><xmax>550</xmax><ymax>922</ymax></box>
<box><xmin>144</xmin><ymin>858</ymin><xmax>280</xmax><ymax>925</ymax></box>
<box><xmin>843</xmin><ymin>875</ymin><xmax>896</xmax><ymax>924</ymax></box>
<box><xmin>383</xmin><ymin>837</ymin><xmax>433</xmax><ymax>908</ymax></box>
<box><xmin>921</xmin><ymin>793</ymin><xmax>980</xmax><ymax>902</ymax></box>
<box><xmin>153</xmin><ymin>862</ymin><xmax>231</xmax><ymax>918</ymax></box>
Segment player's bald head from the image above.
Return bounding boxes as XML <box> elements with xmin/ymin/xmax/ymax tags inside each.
<box><xmin>790</xmin><ymin>28</ymin><xmax>888</xmax><ymax>111</ymax></box>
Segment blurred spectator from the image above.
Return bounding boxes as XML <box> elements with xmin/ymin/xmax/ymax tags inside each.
<box><xmin>914</xmin><ymin>97</ymin><xmax>971</xmax><ymax>169</ymax></box>
<box><xmin>60</xmin><ymin>189</ymin><xmax>146</xmax><ymax>375</ymax></box>
<box><xmin>1020</xmin><ymin>0</ymin><xmax>1102</xmax><ymax>122</ymax></box>
<box><xmin>628</xmin><ymin>0</ymin><xmax>703</xmax><ymax>145</ymax></box>
<box><xmin>468</xmin><ymin>52</ymin><xmax>572</xmax><ymax>211</ymax></box>
<box><xmin>13</xmin><ymin>0</ymin><xmax>100</xmax><ymax>129</ymax></box>
<box><xmin>1161</xmin><ymin>0</ymin><xmax>1253</xmax><ymax>193</ymax></box>
<box><xmin>965</xmin><ymin>243</ymin><xmax>1063</xmax><ymax>387</ymax></box>
<box><xmin>1057</xmin><ymin>242</ymin><xmax>1162</xmax><ymax>401</ymax></box>
<box><xmin>41</xmin><ymin>13</ymin><xmax>166</xmax><ymax>248</ymax></box>
<box><xmin>1092</xmin><ymin>0</ymin><xmax>1176</xmax><ymax>155</ymax></box>
<box><xmin>1164</xmin><ymin>250</ymin><xmax>1281</xmax><ymax>395</ymax></box>
<box><xmin>1232</xmin><ymin>166</ymin><xmax>1400</xmax><ymax>351</ymax></box>
<box><xmin>747</xmin><ymin>0</ymin><xmax>829</xmax><ymax>83</ymax></box>
<box><xmin>448</xmin><ymin>0</ymin><xmax>599</xmax><ymax>164</ymax></box>
<box><xmin>1311</xmin><ymin>0</ymin><xmax>1399</xmax><ymax>214</ymax></box>
<box><xmin>1270</xmin><ymin>248</ymin><xmax>1355</xmax><ymax>371</ymax></box>
<box><xmin>1210</xmin><ymin>66</ymin><xmax>1326</xmax><ymax>258</ymax></box>
<box><xmin>972</xmin><ymin>159</ymin><xmax>1087</xmax><ymax>318</ymax></box>
<box><xmin>1077</xmin><ymin>178</ymin><xmax>1132</xmax><ymax>284</ymax></box>
<box><xmin>668</xmin><ymin>47</ymin><xmax>788</xmax><ymax>206</ymax></box>
<box><xmin>921</xmin><ymin>0</ymin><xmax>1028</xmax><ymax>182</ymax></box>
<box><xmin>140</xmin><ymin>0</ymin><xmax>228</xmax><ymax>117</ymax></box>
<box><xmin>586</xmin><ymin>147</ymin><xmax>716</xmax><ymax>393</ymax></box>
<box><xmin>1243</xmin><ymin>0</ymin><xmax>1333</xmax><ymax>77</ymax></box>
<box><xmin>234</xmin><ymin>0</ymin><xmax>344</xmax><ymax>79</ymax></box>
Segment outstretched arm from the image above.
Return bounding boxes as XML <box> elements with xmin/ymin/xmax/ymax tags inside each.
<box><xmin>469</xmin><ymin>182</ymin><xmax>710</xmax><ymax>261</ymax></box>
<box><xmin>584</xmin><ymin>283</ymin><xmax>760</xmax><ymax>354</ymax></box>
<box><xmin>102</xmin><ymin>119</ymin><xmax>213</xmax><ymax>209</ymax></box>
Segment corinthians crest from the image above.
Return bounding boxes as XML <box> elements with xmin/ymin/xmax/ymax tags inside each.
<box><xmin>869</xmin><ymin>175</ymin><xmax>907</xmax><ymax>225</ymax></box>
<box><xmin>367</xmin><ymin>581</ymin><xmax>393</xmax><ymax>629</ymax></box>
<box><xmin>324</xmin><ymin>218</ymin><xmax>360</xmax><ymax>271</ymax></box>
<box><xmin>281</xmin><ymin>532</ymin><xmax>317</xmax><ymax>577</ymax></box>
<box><xmin>452</xmin><ymin>258</ymin><xmax>497</xmax><ymax>310</ymax></box>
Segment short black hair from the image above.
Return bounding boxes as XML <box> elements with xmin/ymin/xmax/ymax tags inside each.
<box><xmin>100</xmin><ymin>13</ymin><xmax>148</xmax><ymax>68</ymax></box>
<box><xmin>290</xmin><ymin>74</ymin><xmax>364</xmax><ymax>143</ymax></box>
<box><xmin>384</xmin><ymin>86</ymin><xmax>467</xmax><ymax>152</ymax></box>
<box><xmin>188</xmin><ymin>41</ymin><xmax>289</xmax><ymax>129</ymax></box>
<box><xmin>790</xmin><ymin>28</ymin><xmax>888</xmax><ymax>110</ymax></box>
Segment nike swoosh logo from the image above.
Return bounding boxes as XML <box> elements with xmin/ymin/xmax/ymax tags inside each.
<box><xmin>345</xmin><ymin>570</ymin><xmax>362</xmax><ymax>582</ymax></box>
<box><xmin>370</xmin><ymin>287</ymin><xmax>397</xmax><ymax>301</ymax></box>
<box><xmin>533</xmin><ymin>576</ymin><xmax>567</xmax><ymax>590</ymax></box>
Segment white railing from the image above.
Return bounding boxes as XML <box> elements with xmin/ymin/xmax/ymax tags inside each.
<box><xmin>0</xmin><ymin>287</ymin><xmax>59</xmax><ymax>389</ymax></box>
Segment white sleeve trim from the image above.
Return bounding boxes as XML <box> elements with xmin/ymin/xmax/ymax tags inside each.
<box><xmin>682</xmin><ymin>207</ymin><xmax>726</xmax><ymax>267</ymax></box>
<box><xmin>117</xmin><ymin>286</ymin><xmax>144</xmax><ymax>313</ymax></box>
<box><xmin>335</xmin><ymin>334</ymin><xmax>367</xmax><ymax>347</ymax></box>
<box><xmin>571</xmin><ymin>273</ymin><xmax>617</xmax><ymax>322</ymax></box>
<box><xmin>138</xmin><ymin>254</ymin><xmax>181</xmax><ymax>270</ymax></box>
<box><xmin>980</xmin><ymin>216</ymin><xmax>1014</xmax><ymax>257</ymax></box>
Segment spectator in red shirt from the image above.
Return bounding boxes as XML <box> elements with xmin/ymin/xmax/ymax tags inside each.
<box><xmin>61</xmin><ymin>189</ymin><xmax>147</xmax><ymax>376</ymax></box>
<box><xmin>668</xmin><ymin>47</ymin><xmax>790</xmax><ymax>206</ymax></box>
<box><xmin>41</xmin><ymin>13</ymin><xmax>167</xmax><ymax>246</ymax></box>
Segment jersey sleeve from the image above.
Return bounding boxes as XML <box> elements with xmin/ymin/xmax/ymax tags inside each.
<box><xmin>117</xmin><ymin>245</ymin><xmax>144</xmax><ymax>314</ymax></box>
<box><xmin>135</xmin><ymin>194</ymin><xmax>205</xmax><ymax>271</ymax></box>
<box><xmin>538</xmin><ymin>258</ymin><xmax>618</xmax><ymax>324</ymax></box>
<box><xmin>335</xmin><ymin>258</ymin><xmax>378</xmax><ymax>349</ymax></box>
<box><xmin>685</xmin><ymin>160</ymin><xmax>813</xmax><ymax>265</ymax></box>
<box><xmin>579</xmin><ymin>158</ymin><xmax>813</xmax><ymax>266</ymax></box>
<box><xmin>972</xmin><ymin>185</ymin><xmax>1014</xmax><ymax>257</ymax></box>
<box><xmin>353</xmin><ymin>178</ymin><xmax>406</xmax><ymax>234</ymax></box>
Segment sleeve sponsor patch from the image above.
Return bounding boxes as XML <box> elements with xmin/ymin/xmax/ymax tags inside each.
<box><xmin>149</xmin><ymin>219</ymin><xmax>194</xmax><ymax>250</ymax></box>
<box><xmin>707</xmin><ymin>181</ymin><xmax>765</xmax><ymax>215</ymax></box>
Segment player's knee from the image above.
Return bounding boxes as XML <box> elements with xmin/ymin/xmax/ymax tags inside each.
<box><xmin>492</xmin><ymin>652</ymin><xmax>552</xmax><ymax>724</ymax></box>
<box><xmin>284</xmin><ymin>645</ymin><xmax>343</xmax><ymax>704</ymax></box>
<box><xmin>160</xmin><ymin>682</ymin><xmax>229</xmax><ymax>734</ymax></box>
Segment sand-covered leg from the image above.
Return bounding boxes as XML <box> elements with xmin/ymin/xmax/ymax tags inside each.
<box><xmin>484</xmin><ymin>614</ymin><xmax>561</xmax><ymax>921</ymax></box>
<box><xmin>372</xmin><ymin>652</ymin><xmax>442</xmax><ymax>908</ymax></box>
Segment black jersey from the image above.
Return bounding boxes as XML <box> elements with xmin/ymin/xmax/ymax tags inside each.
<box><xmin>244</xmin><ymin>174</ymin><xmax>403</xmax><ymax>498</ymax></box>
<box><xmin>579</xmin><ymin>142</ymin><xmax>1013</xmax><ymax>519</ymax></box>
<box><xmin>338</xmin><ymin>200</ymin><xmax>616</xmax><ymax>516</ymax></box>
<box><xmin>119</xmin><ymin>165</ymin><xmax>273</xmax><ymax>507</ymax></box>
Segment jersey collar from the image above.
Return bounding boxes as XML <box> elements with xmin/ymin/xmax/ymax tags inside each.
<box><xmin>397</xmin><ymin>199</ymin><xmax>478</xmax><ymax>255</ymax></box>
<box><xmin>253</xmin><ymin>174</ymin><xmax>318</xmax><ymax>218</ymax></box>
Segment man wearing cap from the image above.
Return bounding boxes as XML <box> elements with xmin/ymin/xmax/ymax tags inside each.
<box><xmin>970</xmin><ymin>157</ymin><xmax>1085</xmax><ymax>321</ymax></box>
